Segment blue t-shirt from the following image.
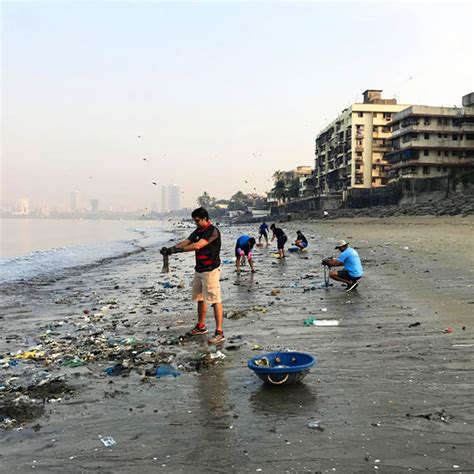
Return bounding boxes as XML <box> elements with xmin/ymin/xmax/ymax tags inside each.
<box><xmin>259</xmin><ymin>223</ymin><xmax>269</xmax><ymax>233</ymax></box>
<box><xmin>338</xmin><ymin>247</ymin><xmax>363</xmax><ymax>278</ymax></box>
<box><xmin>236</xmin><ymin>235</ymin><xmax>252</xmax><ymax>249</ymax></box>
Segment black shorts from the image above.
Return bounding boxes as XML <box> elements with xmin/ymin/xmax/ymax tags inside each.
<box><xmin>277</xmin><ymin>235</ymin><xmax>288</xmax><ymax>250</ymax></box>
<box><xmin>338</xmin><ymin>270</ymin><xmax>360</xmax><ymax>281</ymax></box>
<box><xmin>235</xmin><ymin>246</ymin><xmax>249</xmax><ymax>258</ymax></box>
<box><xmin>259</xmin><ymin>230</ymin><xmax>268</xmax><ymax>238</ymax></box>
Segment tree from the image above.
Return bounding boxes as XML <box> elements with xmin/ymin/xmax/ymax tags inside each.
<box><xmin>288</xmin><ymin>179</ymin><xmax>301</xmax><ymax>199</ymax></box>
<box><xmin>228</xmin><ymin>191</ymin><xmax>248</xmax><ymax>211</ymax></box>
<box><xmin>197</xmin><ymin>191</ymin><xmax>216</xmax><ymax>209</ymax></box>
<box><xmin>272</xmin><ymin>180</ymin><xmax>287</xmax><ymax>202</ymax></box>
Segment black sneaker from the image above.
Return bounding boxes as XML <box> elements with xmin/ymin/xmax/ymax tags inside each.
<box><xmin>346</xmin><ymin>280</ymin><xmax>359</xmax><ymax>292</ymax></box>
<box><xmin>188</xmin><ymin>324</ymin><xmax>208</xmax><ymax>336</ymax></box>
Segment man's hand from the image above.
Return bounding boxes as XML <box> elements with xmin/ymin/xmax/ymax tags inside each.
<box><xmin>166</xmin><ymin>246</ymin><xmax>183</xmax><ymax>255</ymax></box>
<box><xmin>322</xmin><ymin>258</ymin><xmax>329</xmax><ymax>266</ymax></box>
<box><xmin>160</xmin><ymin>247</ymin><xmax>168</xmax><ymax>256</ymax></box>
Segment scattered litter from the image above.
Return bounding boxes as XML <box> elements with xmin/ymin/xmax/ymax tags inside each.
<box><xmin>252</xmin><ymin>344</ymin><xmax>263</xmax><ymax>350</ymax></box>
<box><xmin>307</xmin><ymin>420</ymin><xmax>324</xmax><ymax>431</ymax></box>
<box><xmin>104</xmin><ymin>364</ymin><xmax>127</xmax><ymax>376</ymax></box>
<box><xmin>443</xmin><ymin>327</ymin><xmax>453</xmax><ymax>334</ymax></box>
<box><xmin>156</xmin><ymin>364</ymin><xmax>181</xmax><ymax>378</ymax></box>
<box><xmin>100</xmin><ymin>436</ymin><xmax>117</xmax><ymax>447</ymax></box>
<box><xmin>304</xmin><ymin>318</ymin><xmax>339</xmax><ymax>327</ymax></box>
<box><xmin>452</xmin><ymin>344</ymin><xmax>474</xmax><ymax>348</ymax></box>
<box><xmin>270</xmin><ymin>289</ymin><xmax>280</xmax><ymax>296</ymax></box>
<box><xmin>408</xmin><ymin>322</ymin><xmax>421</xmax><ymax>328</ymax></box>
<box><xmin>209</xmin><ymin>351</ymin><xmax>226</xmax><ymax>360</ymax></box>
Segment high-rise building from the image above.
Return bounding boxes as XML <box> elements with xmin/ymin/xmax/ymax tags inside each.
<box><xmin>90</xmin><ymin>199</ymin><xmax>99</xmax><ymax>212</ymax></box>
<box><xmin>19</xmin><ymin>198</ymin><xmax>29</xmax><ymax>215</ymax></box>
<box><xmin>386</xmin><ymin>92</ymin><xmax>474</xmax><ymax>180</ymax></box>
<box><xmin>314</xmin><ymin>90</ymin><xmax>409</xmax><ymax>193</ymax></box>
<box><xmin>168</xmin><ymin>184</ymin><xmax>180</xmax><ymax>211</ymax></box>
<box><xmin>160</xmin><ymin>184</ymin><xmax>181</xmax><ymax>212</ymax></box>
<box><xmin>161</xmin><ymin>186</ymin><xmax>168</xmax><ymax>212</ymax></box>
<box><xmin>70</xmin><ymin>191</ymin><xmax>80</xmax><ymax>212</ymax></box>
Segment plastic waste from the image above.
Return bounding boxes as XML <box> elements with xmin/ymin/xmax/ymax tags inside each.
<box><xmin>104</xmin><ymin>363</ymin><xmax>126</xmax><ymax>376</ymax></box>
<box><xmin>14</xmin><ymin>350</ymin><xmax>45</xmax><ymax>360</ymax></box>
<box><xmin>62</xmin><ymin>357</ymin><xmax>85</xmax><ymax>367</ymax></box>
<box><xmin>209</xmin><ymin>351</ymin><xmax>226</xmax><ymax>360</ymax></box>
<box><xmin>304</xmin><ymin>318</ymin><xmax>339</xmax><ymax>326</ymax></box>
<box><xmin>307</xmin><ymin>420</ymin><xmax>324</xmax><ymax>431</ymax></box>
<box><xmin>156</xmin><ymin>364</ymin><xmax>181</xmax><ymax>378</ymax></box>
<box><xmin>100</xmin><ymin>436</ymin><xmax>117</xmax><ymax>447</ymax></box>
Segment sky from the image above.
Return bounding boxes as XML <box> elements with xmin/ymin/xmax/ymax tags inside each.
<box><xmin>2</xmin><ymin>1</ymin><xmax>473</xmax><ymax>211</ymax></box>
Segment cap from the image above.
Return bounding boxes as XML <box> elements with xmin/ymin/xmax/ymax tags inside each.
<box><xmin>335</xmin><ymin>239</ymin><xmax>348</xmax><ymax>249</ymax></box>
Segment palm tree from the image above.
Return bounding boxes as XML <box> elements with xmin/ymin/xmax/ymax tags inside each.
<box><xmin>272</xmin><ymin>180</ymin><xmax>287</xmax><ymax>202</ymax></box>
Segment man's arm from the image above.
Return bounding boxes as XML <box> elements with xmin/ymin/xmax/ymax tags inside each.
<box><xmin>322</xmin><ymin>258</ymin><xmax>343</xmax><ymax>267</ymax></box>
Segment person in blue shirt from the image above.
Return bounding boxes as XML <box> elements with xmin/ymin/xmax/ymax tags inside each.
<box><xmin>258</xmin><ymin>222</ymin><xmax>269</xmax><ymax>246</ymax></box>
<box><xmin>235</xmin><ymin>235</ymin><xmax>256</xmax><ymax>273</ymax></box>
<box><xmin>322</xmin><ymin>239</ymin><xmax>363</xmax><ymax>292</ymax></box>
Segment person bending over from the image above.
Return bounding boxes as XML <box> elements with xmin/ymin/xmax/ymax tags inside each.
<box><xmin>235</xmin><ymin>235</ymin><xmax>256</xmax><ymax>273</ymax></box>
<box><xmin>322</xmin><ymin>239</ymin><xmax>363</xmax><ymax>292</ymax></box>
<box><xmin>294</xmin><ymin>230</ymin><xmax>308</xmax><ymax>250</ymax></box>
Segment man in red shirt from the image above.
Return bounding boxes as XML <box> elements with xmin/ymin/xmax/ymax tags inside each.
<box><xmin>160</xmin><ymin>207</ymin><xmax>224</xmax><ymax>344</ymax></box>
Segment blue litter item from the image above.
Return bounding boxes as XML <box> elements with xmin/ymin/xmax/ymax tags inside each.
<box><xmin>248</xmin><ymin>351</ymin><xmax>316</xmax><ymax>385</ymax></box>
<box><xmin>156</xmin><ymin>364</ymin><xmax>181</xmax><ymax>378</ymax></box>
<box><xmin>288</xmin><ymin>247</ymin><xmax>299</xmax><ymax>253</ymax></box>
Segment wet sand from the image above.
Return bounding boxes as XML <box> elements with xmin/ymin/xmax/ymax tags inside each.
<box><xmin>1</xmin><ymin>216</ymin><xmax>474</xmax><ymax>473</ymax></box>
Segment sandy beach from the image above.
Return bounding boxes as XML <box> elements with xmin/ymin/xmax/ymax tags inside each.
<box><xmin>1</xmin><ymin>216</ymin><xmax>474</xmax><ymax>473</ymax></box>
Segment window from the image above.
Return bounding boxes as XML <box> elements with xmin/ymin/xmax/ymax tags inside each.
<box><xmin>438</xmin><ymin>134</ymin><xmax>442</xmax><ymax>138</ymax></box>
<box><xmin>372</xmin><ymin>164</ymin><xmax>376</xmax><ymax>170</ymax></box>
<box><xmin>373</xmin><ymin>113</ymin><xmax>378</xmax><ymax>118</ymax></box>
<box><xmin>424</xmin><ymin>133</ymin><xmax>430</xmax><ymax>139</ymax></box>
<box><xmin>438</xmin><ymin>151</ymin><xmax>441</xmax><ymax>156</ymax></box>
<box><xmin>358</xmin><ymin>112</ymin><xmax>363</xmax><ymax>117</ymax></box>
<box><xmin>383</xmin><ymin>113</ymin><xmax>391</xmax><ymax>119</ymax></box>
<box><xmin>424</xmin><ymin>118</ymin><xmax>431</xmax><ymax>125</ymax></box>
<box><xmin>444</xmin><ymin>151</ymin><xmax>449</xmax><ymax>157</ymax></box>
<box><xmin>356</xmin><ymin>152</ymin><xmax>362</xmax><ymax>157</ymax></box>
<box><xmin>452</xmin><ymin>134</ymin><xmax>458</xmax><ymax>141</ymax></box>
<box><xmin>424</xmin><ymin>149</ymin><xmax>429</xmax><ymax>156</ymax></box>
<box><xmin>423</xmin><ymin>166</ymin><xmax>430</xmax><ymax>174</ymax></box>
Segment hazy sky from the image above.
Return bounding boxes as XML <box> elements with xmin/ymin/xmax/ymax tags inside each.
<box><xmin>2</xmin><ymin>1</ymin><xmax>473</xmax><ymax>211</ymax></box>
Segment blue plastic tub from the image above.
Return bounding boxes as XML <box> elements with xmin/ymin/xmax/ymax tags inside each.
<box><xmin>248</xmin><ymin>351</ymin><xmax>316</xmax><ymax>385</ymax></box>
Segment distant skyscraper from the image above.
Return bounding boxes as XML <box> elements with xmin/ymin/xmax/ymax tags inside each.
<box><xmin>161</xmin><ymin>185</ymin><xmax>168</xmax><ymax>212</ymax></box>
<box><xmin>168</xmin><ymin>184</ymin><xmax>180</xmax><ymax>211</ymax></box>
<box><xmin>19</xmin><ymin>198</ymin><xmax>29</xmax><ymax>215</ymax></box>
<box><xmin>90</xmin><ymin>199</ymin><xmax>99</xmax><ymax>212</ymax></box>
<box><xmin>70</xmin><ymin>191</ymin><xmax>79</xmax><ymax>212</ymax></box>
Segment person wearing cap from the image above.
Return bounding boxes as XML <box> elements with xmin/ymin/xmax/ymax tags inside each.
<box><xmin>322</xmin><ymin>240</ymin><xmax>363</xmax><ymax>292</ymax></box>
<box><xmin>235</xmin><ymin>235</ymin><xmax>256</xmax><ymax>273</ymax></box>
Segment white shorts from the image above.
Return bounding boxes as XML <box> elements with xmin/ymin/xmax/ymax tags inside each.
<box><xmin>192</xmin><ymin>267</ymin><xmax>222</xmax><ymax>304</ymax></box>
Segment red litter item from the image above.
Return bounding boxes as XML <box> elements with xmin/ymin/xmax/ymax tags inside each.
<box><xmin>443</xmin><ymin>327</ymin><xmax>453</xmax><ymax>334</ymax></box>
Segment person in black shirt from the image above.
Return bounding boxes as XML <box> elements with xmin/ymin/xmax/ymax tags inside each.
<box><xmin>270</xmin><ymin>224</ymin><xmax>288</xmax><ymax>259</ymax></box>
<box><xmin>294</xmin><ymin>230</ymin><xmax>308</xmax><ymax>250</ymax></box>
<box><xmin>160</xmin><ymin>207</ymin><xmax>224</xmax><ymax>345</ymax></box>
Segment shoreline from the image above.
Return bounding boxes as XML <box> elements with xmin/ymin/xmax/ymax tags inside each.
<box><xmin>1</xmin><ymin>217</ymin><xmax>473</xmax><ymax>471</ymax></box>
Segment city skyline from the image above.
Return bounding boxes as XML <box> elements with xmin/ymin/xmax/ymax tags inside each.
<box><xmin>2</xmin><ymin>2</ymin><xmax>473</xmax><ymax>210</ymax></box>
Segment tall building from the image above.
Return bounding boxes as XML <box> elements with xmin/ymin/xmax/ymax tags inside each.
<box><xmin>161</xmin><ymin>184</ymin><xmax>181</xmax><ymax>212</ymax></box>
<box><xmin>19</xmin><ymin>198</ymin><xmax>29</xmax><ymax>215</ymax></box>
<box><xmin>90</xmin><ymin>199</ymin><xmax>99</xmax><ymax>212</ymax></box>
<box><xmin>314</xmin><ymin>90</ymin><xmax>409</xmax><ymax>193</ymax></box>
<box><xmin>168</xmin><ymin>184</ymin><xmax>180</xmax><ymax>211</ymax></box>
<box><xmin>161</xmin><ymin>186</ymin><xmax>168</xmax><ymax>212</ymax></box>
<box><xmin>386</xmin><ymin>92</ymin><xmax>474</xmax><ymax>180</ymax></box>
<box><xmin>70</xmin><ymin>191</ymin><xmax>79</xmax><ymax>212</ymax></box>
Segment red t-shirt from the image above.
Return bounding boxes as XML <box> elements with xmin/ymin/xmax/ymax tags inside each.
<box><xmin>188</xmin><ymin>223</ymin><xmax>221</xmax><ymax>272</ymax></box>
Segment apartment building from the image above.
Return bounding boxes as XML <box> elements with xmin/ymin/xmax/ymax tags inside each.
<box><xmin>314</xmin><ymin>90</ymin><xmax>409</xmax><ymax>193</ymax></box>
<box><xmin>386</xmin><ymin>93</ymin><xmax>474</xmax><ymax>180</ymax></box>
